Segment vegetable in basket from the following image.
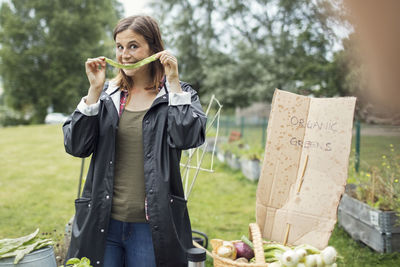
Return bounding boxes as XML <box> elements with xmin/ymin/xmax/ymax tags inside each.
<box><xmin>320</xmin><ymin>246</ymin><xmax>337</xmax><ymax>265</ymax></box>
<box><xmin>235</xmin><ymin>257</ymin><xmax>249</xmax><ymax>263</ymax></box>
<box><xmin>241</xmin><ymin>235</ymin><xmax>254</xmax><ymax>249</ymax></box>
<box><xmin>234</xmin><ymin>240</ymin><xmax>254</xmax><ymax>260</ymax></box>
<box><xmin>262</xmin><ymin>243</ymin><xmax>289</xmax><ymax>263</ymax></box>
<box><xmin>280</xmin><ymin>250</ymin><xmax>300</xmax><ymax>266</ymax></box>
<box><xmin>210</xmin><ymin>239</ymin><xmax>237</xmax><ymax>260</ymax></box>
<box><xmin>210</xmin><ymin>234</ymin><xmax>339</xmax><ymax>266</ymax></box>
<box><xmin>257</xmin><ymin>242</ymin><xmax>338</xmax><ymax>267</ymax></box>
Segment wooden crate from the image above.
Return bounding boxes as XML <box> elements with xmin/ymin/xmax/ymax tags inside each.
<box><xmin>338</xmin><ymin>193</ymin><xmax>400</xmax><ymax>253</ymax></box>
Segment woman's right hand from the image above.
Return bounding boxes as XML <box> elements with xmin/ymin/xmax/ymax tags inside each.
<box><xmin>85</xmin><ymin>57</ymin><xmax>106</xmax><ymax>90</ymax></box>
<box><xmin>85</xmin><ymin>57</ymin><xmax>106</xmax><ymax>104</ymax></box>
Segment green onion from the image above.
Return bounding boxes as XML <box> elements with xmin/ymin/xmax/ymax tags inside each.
<box><xmin>105</xmin><ymin>54</ymin><xmax>158</xmax><ymax>70</ymax></box>
<box><xmin>321</xmin><ymin>246</ymin><xmax>337</xmax><ymax>265</ymax></box>
<box><xmin>280</xmin><ymin>249</ymin><xmax>300</xmax><ymax>266</ymax></box>
<box><xmin>294</xmin><ymin>244</ymin><xmax>321</xmax><ymax>255</ymax></box>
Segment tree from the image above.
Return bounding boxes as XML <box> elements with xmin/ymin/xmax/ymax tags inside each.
<box><xmin>150</xmin><ymin>0</ymin><xmax>213</xmax><ymax>93</ymax></box>
<box><xmin>0</xmin><ymin>0</ymin><xmax>122</xmax><ymax>123</ymax></box>
<box><xmin>151</xmin><ymin>0</ymin><xmax>348</xmax><ymax>108</ymax></box>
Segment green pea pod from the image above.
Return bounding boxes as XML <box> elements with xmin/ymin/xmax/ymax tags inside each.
<box><xmin>105</xmin><ymin>54</ymin><xmax>158</xmax><ymax>70</ymax></box>
<box><xmin>263</xmin><ymin>243</ymin><xmax>290</xmax><ymax>252</ymax></box>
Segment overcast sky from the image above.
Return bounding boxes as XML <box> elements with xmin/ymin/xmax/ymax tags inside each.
<box><xmin>119</xmin><ymin>0</ymin><xmax>152</xmax><ymax>16</ymax></box>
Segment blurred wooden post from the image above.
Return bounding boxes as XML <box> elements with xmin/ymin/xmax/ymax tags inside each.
<box><xmin>240</xmin><ymin>117</ymin><xmax>245</xmax><ymax>138</ymax></box>
<box><xmin>225</xmin><ymin>116</ymin><xmax>231</xmax><ymax>137</ymax></box>
<box><xmin>261</xmin><ymin>117</ymin><xmax>268</xmax><ymax>147</ymax></box>
<box><xmin>355</xmin><ymin>120</ymin><xmax>361</xmax><ymax>173</ymax></box>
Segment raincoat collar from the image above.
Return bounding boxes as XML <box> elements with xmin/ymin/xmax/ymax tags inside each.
<box><xmin>104</xmin><ymin>79</ymin><xmax>169</xmax><ymax>115</ymax></box>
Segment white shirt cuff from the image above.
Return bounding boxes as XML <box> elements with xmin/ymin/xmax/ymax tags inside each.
<box><xmin>77</xmin><ymin>97</ymin><xmax>100</xmax><ymax>116</ymax></box>
<box><xmin>168</xmin><ymin>92</ymin><xmax>191</xmax><ymax>106</ymax></box>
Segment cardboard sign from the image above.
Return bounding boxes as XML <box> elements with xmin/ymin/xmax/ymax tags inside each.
<box><xmin>256</xmin><ymin>89</ymin><xmax>356</xmax><ymax>249</ymax></box>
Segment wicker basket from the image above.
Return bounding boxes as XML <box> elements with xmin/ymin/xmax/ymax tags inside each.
<box><xmin>211</xmin><ymin>223</ymin><xmax>268</xmax><ymax>267</ymax></box>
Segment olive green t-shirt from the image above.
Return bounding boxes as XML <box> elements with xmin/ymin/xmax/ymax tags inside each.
<box><xmin>111</xmin><ymin>108</ymin><xmax>148</xmax><ymax>222</ymax></box>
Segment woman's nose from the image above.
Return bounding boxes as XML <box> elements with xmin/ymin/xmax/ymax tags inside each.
<box><xmin>122</xmin><ymin>48</ymin><xmax>131</xmax><ymax>57</ymax></box>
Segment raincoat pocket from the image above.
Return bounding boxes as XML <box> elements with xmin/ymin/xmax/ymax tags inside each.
<box><xmin>73</xmin><ymin>197</ymin><xmax>91</xmax><ymax>236</ymax></box>
<box><xmin>168</xmin><ymin>194</ymin><xmax>192</xmax><ymax>250</ymax></box>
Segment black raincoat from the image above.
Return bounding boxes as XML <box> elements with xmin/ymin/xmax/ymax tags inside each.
<box><xmin>63</xmin><ymin>81</ymin><xmax>207</xmax><ymax>267</ymax></box>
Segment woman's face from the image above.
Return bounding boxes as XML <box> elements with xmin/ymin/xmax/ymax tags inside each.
<box><xmin>115</xmin><ymin>29</ymin><xmax>152</xmax><ymax>77</ymax></box>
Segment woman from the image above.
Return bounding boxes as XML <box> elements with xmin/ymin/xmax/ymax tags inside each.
<box><xmin>63</xmin><ymin>15</ymin><xmax>206</xmax><ymax>267</ymax></box>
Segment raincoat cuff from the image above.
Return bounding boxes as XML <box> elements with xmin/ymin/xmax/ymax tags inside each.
<box><xmin>168</xmin><ymin>91</ymin><xmax>191</xmax><ymax>106</ymax></box>
<box><xmin>77</xmin><ymin>97</ymin><xmax>100</xmax><ymax>116</ymax></box>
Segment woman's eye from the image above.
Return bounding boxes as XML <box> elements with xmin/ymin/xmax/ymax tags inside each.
<box><xmin>130</xmin><ymin>44</ymin><xmax>137</xmax><ymax>49</ymax></box>
<box><xmin>117</xmin><ymin>45</ymin><xmax>123</xmax><ymax>50</ymax></box>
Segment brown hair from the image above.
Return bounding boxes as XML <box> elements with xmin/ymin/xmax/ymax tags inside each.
<box><xmin>112</xmin><ymin>15</ymin><xmax>165</xmax><ymax>94</ymax></box>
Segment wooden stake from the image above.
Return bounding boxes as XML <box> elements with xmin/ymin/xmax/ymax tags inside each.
<box><xmin>371</xmin><ymin>169</ymin><xmax>376</xmax><ymax>205</ymax></box>
<box><xmin>283</xmin><ymin>223</ymin><xmax>291</xmax><ymax>246</ymax></box>
<box><xmin>297</xmin><ymin>154</ymin><xmax>309</xmax><ymax>193</ymax></box>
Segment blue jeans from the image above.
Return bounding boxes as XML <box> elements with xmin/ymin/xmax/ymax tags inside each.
<box><xmin>103</xmin><ymin>219</ymin><xmax>156</xmax><ymax>267</ymax></box>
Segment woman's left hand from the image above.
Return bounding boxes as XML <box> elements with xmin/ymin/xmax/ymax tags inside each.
<box><xmin>156</xmin><ymin>51</ymin><xmax>180</xmax><ymax>85</ymax></box>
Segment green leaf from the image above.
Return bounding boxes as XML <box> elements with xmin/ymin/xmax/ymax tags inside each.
<box><xmin>66</xmin><ymin>258</ymin><xmax>81</xmax><ymax>264</ymax></box>
<box><xmin>81</xmin><ymin>256</ymin><xmax>91</xmax><ymax>264</ymax></box>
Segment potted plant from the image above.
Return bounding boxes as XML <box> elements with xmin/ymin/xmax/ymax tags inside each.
<box><xmin>222</xmin><ymin>140</ymin><xmax>247</xmax><ymax>170</ymax></box>
<box><xmin>240</xmin><ymin>145</ymin><xmax>264</xmax><ymax>181</ymax></box>
<box><xmin>338</xmin><ymin>144</ymin><xmax>400</xmax><ymax>253</ymax></box>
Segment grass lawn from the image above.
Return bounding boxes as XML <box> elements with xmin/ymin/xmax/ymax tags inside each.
<box><xmin>0</xmin><ymin>124</ymin><xmax>81</xmax><ymax>238</ymax></box>
<box><xmin>1</xmin><ymin>124</ymin><xmax>399</xmax><ymax>266</ymax></box>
